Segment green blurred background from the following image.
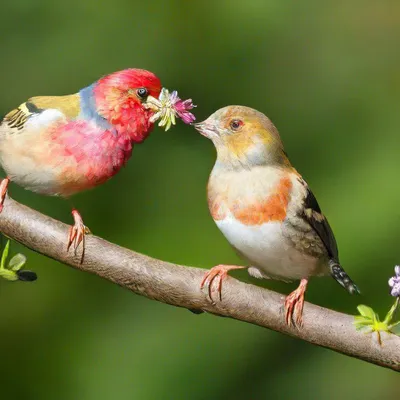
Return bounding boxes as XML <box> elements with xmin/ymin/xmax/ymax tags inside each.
<box><xmin>1</xmin><ymin>0</ymin><xmax>400</xmax><ymax>398</ymax></box>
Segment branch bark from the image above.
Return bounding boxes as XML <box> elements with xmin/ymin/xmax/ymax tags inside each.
<box><xmin>0</xmin><ymin>197</ymin><xmax>399</xmax><ymax>372</ymax></box>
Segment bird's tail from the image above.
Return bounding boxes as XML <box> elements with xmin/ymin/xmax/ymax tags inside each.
<box><xmin>329</xmin><ymin>260</ymin><xmax>360</xmax><ymax>294</ymax></box>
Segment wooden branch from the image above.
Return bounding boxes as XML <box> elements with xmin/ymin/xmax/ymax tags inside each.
<box><xmin>0</xmin><ymin>197</ymin><xmax>399</xmax><ymax>372</ymax></box>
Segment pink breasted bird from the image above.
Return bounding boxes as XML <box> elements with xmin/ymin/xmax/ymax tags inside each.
<box><xmin>194</xmin><ymin>106</ymin><xmax>359</xmax><ymax>327</ymax></box>
<box><xmin>0</xmin><ymin>69</ymin><xmax>166</xmax><ymax>255</ymax></box>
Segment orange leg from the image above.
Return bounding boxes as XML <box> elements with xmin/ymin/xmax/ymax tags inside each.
<box><xmin>67</xmin><ymin>209</ymin><xmax>90</xmax><ymax>262</ymax></box>
<box><xmin>0</xmin><ymin>178</ymin><xmax>10</xmax><ymax>213</ymax></box>
<box><xmin>284</xmin><ymin>278</ymin><xmax>308</xmax><ymax>328</ymax></box>
<box><xmin>200</xmin><ymin>264</ymin><xmax>245</xmax><ymax>302</ymax></box>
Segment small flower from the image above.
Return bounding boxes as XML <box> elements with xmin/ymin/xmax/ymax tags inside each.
<box><xmin>145</xmin><ymin>88</ymin><xmax>196</xmax><ymax>131</ymax></box>
<box><xmin>170</xmin><ymin>91</ymin><xmax>196</xmax><ymax>124</ymax></box>
<box><xmin>389</xmin><ymin>265</ymin><xmax>400</xmax><ymax>297</ymax></box>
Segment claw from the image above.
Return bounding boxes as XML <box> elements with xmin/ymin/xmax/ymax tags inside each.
<box><xmin>284</xmin><ymin>278</ymin><xmax>308</xmax><ymax>328</ymax></box>
<box><xmin>200</xmin><ymin>264</ymin><xmax>245</xmax><ymax>303</ymax></box>
<box><xmin>67</xmin><ymin>209</ymin><xmax>89</xmax><ymax>263</ymax></box>
<box><xmin>0</xmin><ymin>178</ymin><xmax>10</xmax><ymax>213</ymax></box>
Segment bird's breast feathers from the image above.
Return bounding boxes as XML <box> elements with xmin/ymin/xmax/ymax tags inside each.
<box><xmin>207</xmin><ymin>166</ymin><xmax>303</xmax><ymax>224</ymax></box>
<box><xmin>207</xmin><ymin>166</ymin><xmax>328</xmax><ymax>280</ymax></box>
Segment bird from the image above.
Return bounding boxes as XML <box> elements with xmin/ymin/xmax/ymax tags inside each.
<box><xmin>0</xmin><ymin>68</ymin><xmax>163</xmax><ymax>256</ymax></box>
<box><xmin>193</xmin><ymin>105</ymin><xmax>359</xmax><ymax>327</ymax></box>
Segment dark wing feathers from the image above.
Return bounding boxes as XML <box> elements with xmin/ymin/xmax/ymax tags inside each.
<box><xmin>300</xmin><ymin>182</ymin><xmax>359</xmax><ymax>294</ymax></box>
<box><xmin>1</xmin><ymin>101</ymin><xmax>41</xmax><ymax>131</ymax></box>
<box><xmin>302</xmin><ymin>186</ymin><xmax>339</xmax><ymax>262</ymax></box>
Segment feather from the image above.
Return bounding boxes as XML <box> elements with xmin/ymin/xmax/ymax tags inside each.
<box><xmin>300</xmin><ymin>183</ymin><xmax>339</xmax><ymax>261</ymax></box>
<box><xmin>1</xmin><ymin>94</ymin><xmax>80</xmax><ymax>133</ymax></box>
<box><xmin>299</xmin><ymin>184</ymin><xmax>359</xmax><ymax>293</ymax></box>
<box><xmin>2</xmin><ymin>103</ymin><xmax>32</xmax><ymax>131</ymax></box>
<box><xmin>28</xmin><ymin>94</ymin><xmax>80</xmax><ymax>118</ymax></box>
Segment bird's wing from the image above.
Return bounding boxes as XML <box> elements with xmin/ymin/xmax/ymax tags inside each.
<box><xmin>299</xmin><ymin>179</ymin><xmax>339</xmax><ymax>261</ymax></box>
<box><xmin>1</xmin><ymin>94</ymin><xmax>80</xmax><ymax>133</ymax></box>
<box><xmin>297</xmin><ymin>177</ymin><xmax>360</xmax><ymax>294</ymax></box>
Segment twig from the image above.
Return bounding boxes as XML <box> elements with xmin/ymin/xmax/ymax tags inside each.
<box><xmin>0</xmin><ymin>197</ymin><xmax>399</xmax><ymax>372</ymax></box>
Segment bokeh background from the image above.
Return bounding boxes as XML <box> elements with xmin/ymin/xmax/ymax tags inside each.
<box><xmin>1</xmin><ymin>0</ymin><xmax>400</xmax><ymax>398</ymax></box>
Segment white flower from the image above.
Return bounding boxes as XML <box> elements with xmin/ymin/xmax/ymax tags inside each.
<box><xmin>389</xmin><ymin>265</ymin><xmax>400</xmax><ymax>297</ymax></box>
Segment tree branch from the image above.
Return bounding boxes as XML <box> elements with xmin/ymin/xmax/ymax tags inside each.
<box><xmin>0</xmin><ymin>197</ymin><xmax>399</xmax><ymax>372</ymax></box>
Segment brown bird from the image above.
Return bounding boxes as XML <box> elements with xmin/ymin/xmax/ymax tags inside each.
<box><xmin>194</xmin><ymin>105</ymin><xmax>359</xmax><ymax>327</ymax></box>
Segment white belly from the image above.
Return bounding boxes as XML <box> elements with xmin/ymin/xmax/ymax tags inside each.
<box><xmin>216</xmin><ymin>214</ymin><xmax>322</xmax><ymax>281</ymax></box>
<box><xmin>0</xmin><ymin>152</ymin><xmax>58</xmax><ymax>195</ymax></box>
<box><xmin>0</xmin><ymin>109</ymin><xmax>66</xmax><ymax>195</ymax></box>
<box><xmin>0</xmin><ymin>133</ymin><xmax>59</xmax><ymax>195</ymax></box>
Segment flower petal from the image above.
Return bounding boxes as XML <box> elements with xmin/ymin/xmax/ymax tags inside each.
<box><xmin>177</xmin><ymin>110</ymin><xmax>196</xmax><ymax>124</ymax></box>
<box><xmin>391</xmin><ymin>284</ymin><xmax>400</xmax><ymax>297</ymax></box>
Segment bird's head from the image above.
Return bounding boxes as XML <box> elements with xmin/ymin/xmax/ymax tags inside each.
<box><xmin>93</xmin><ymin>69</ymin><xmax>162</xmax><ymax>142</ymax></box>
<box><xmin>194</xmin><ymin>106</ymin><xmax>289</xmax><ymax>169</ymax></box>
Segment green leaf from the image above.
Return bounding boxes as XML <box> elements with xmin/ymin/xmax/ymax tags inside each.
<box><xmin>390</xmin><ymin>322</ymin><xmax>400</xmax><ymax>335</ymax></box>
<box><xmin>354</xmin><ymin>315</ymin><xmax>374</xmax><ymax>332</ymax></box>
<box><xmin>0</xmin><ymin>240</ymin><xmax>10</xmax><ymax>270</ymax></box>
<box><xmin>389</xmin><ymin>320</ymin><xmax>400</xmax><ymax>328</ymax></box>
<box><xmin>0</xmin><ymin>268</ymin><xmax>18</xmax><ymax>282</ymax></box>
<box><xmin>383</xmin><ymin>297</ymin><xmax>399</xmax><ymax>325</ymax></box>
<box><xmin>354</xmin><ymin>316</ymin><xmax>373</xmax><ymax>325</ymax></box>
<box><xmin>357</xmin><ymin>305</ymin><xmax>377</xmax><ymax>320</ymax></box>
<box><xmin>8</xmin><ymin>253</ymin><xmax>27</xmax><ymax>271</ymax></box>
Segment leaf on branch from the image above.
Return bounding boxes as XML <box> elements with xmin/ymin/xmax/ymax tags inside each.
<box><xmin>0</xmin><ymin>239</ymin><xmax>36</xmax><ymax>282</ymax></box>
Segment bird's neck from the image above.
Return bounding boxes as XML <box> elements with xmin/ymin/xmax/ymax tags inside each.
<box><xmin>78</xmin><ymin>84</ymin><xmax>153</xmax><ymax>143</ymax></box>
<box><xmin>79</xmin><ymin>84</ymin><xmax>114</xmax><ymax>132</ymax></box>
<box><xmin>214</xmin><ymin>143</ymin><xmax>291</xmax><ymax>172</ymax></box>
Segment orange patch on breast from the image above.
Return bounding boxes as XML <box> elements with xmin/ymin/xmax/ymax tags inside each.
<box><xmin>232</xmin><ymin>176</ymin><xmax>292</xmax><ymax>225</ymax></box>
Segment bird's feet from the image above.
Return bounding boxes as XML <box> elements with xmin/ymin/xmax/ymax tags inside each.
<box><xmin>200</xmin><ymin>264</ymin><xmax>245</xmax><ymax>303</ymax></box>
<box><xmin>0</xmin><ymin>178</ymin><xmax>10</xmax><ymax>213</ymax></box>
<box><xmin>67</xmin><ymin>209</ymin><xmax>90</xmax><ymax>261</ymax></box>
<box><xmin>284</xmin><ymin>278</ymin><xmax>308</xmax><ymax>328</ymax></box>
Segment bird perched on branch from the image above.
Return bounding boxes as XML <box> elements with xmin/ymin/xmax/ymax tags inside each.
<box><xmin>0</xmin><ymin>69</ymin><xmax>166</xmax><ymax>256</ymax></box>
<box><xmin>194</xmin><ymin>106</ymin><xmax>359</xmax><ymax>327</ymax></box>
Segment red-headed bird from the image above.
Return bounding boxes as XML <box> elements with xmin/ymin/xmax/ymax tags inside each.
<box><xmin>0</xmin><ymin>69</ymin><xmax>163</xmax><ymax>254</ymax></box>
<box><xmin>194</xmin><ymin>106</ymin><xmax>359</xmax><ymax>327</ymax></box>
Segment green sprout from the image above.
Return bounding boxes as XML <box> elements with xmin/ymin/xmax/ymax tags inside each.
<box><xmin>0</xmin><ymin>239</ymin><xmax>37</xmax><ymax>282</ymax></box>
<box><xmin>354</xmin><ymin>266</ymin><xmax>400</xmax><ymax>345</ymax></box>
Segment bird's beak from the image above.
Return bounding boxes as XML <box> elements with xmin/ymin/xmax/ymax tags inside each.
<box><xmin>192</xmin><ymin>121</ymin><xmax>218</xmax><ymax>139</ymax></box>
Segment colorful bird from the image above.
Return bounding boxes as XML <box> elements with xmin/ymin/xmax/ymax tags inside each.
<box><xmin>0</xmin><ymin>69</ymin><xmax>176</xmax><ymax>256</ymax></box>
<box><xmin>194</xmin><ymin>106</ymin><xmax>359</xmax><ymax>327</ymax></box>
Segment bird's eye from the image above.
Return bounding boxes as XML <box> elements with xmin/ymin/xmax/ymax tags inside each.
<box><xmin>230</xmin><ymin>119</ymin><xmax>244</xmax><ymax>131</ymax></box>
<box><xmin>136</xmin><ymin>88</ymin><xmax>148</xmax><ymax>98</ymax></box>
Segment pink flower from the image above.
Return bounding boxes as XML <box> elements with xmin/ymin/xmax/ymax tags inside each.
<box><xmin>170</xmin><ymin>91</ymin><xmax>196</xmax><ymax>124</ymax></box>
